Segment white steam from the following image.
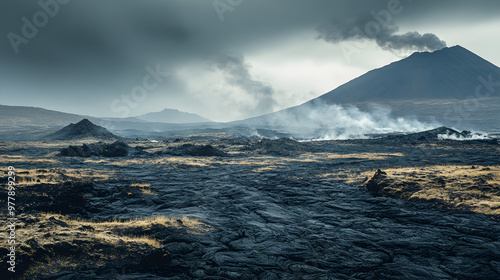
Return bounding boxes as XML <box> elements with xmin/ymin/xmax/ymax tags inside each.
<box><xmin>258</xmin><ymin>103</ymin><xmax>440</xmax><ymax>140</ymax></box>
<box><xmin>437</xmin><ymin>133</ymin><xmax>490</xmax><ymax>141</ymax></box>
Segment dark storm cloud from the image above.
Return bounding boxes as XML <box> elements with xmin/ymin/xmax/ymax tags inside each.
<box><xmin>1</xmin><ymin>0</ymin><xmax>499</xmax><ymax>118</ymax></box>
<box><xmin>2</xmin><ymin>0</ymin><xmax>498</xmax><ymax>70</ymax></box>
<box><xmin>0</xmin><ymin>0</ymin><xmax>198</xmax><ymax>108</ymax></box>
<box><xmin>1</xmin><ymin>1</ymin><xmax>191</xmax><ymax>68</ymax></box>
<box><xmin>2</xmin><ymin>0</ymin><xmax>499</xmax><ymax>63</ymax></box>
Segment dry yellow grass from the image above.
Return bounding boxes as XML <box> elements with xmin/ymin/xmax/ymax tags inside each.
<box><xmin>0</xmin><ymin>213</ymin><xmax>214</xmax><ymax>277</ymax></box>
<box><xmin>367</xmin><ymin>165</ymin><xmax>500</xmax><ymax>216</ymax></box>
<box><xmin>84</xmin><ymin>156</ymin><xmax>212</xmax><ymax>167</ymax></box>
<box><xmin>56</xmin><ymin>214</ymin><xmax>213</xmax><ymax>236</ymax></box>
<box><xmin>130</xmin><ymin>183</ymin><xmax>157</xmax><ymax>196</ymax></box>
<box><xmin>315</xmin><ymin>164</ymin><xmax>500</xmax><ymax>216</ymax></box>
<box><xmin>0</xmin><ymin>154</ymin><xmax>60</xmax><ymax>164</ymax></box>
<box><xmin>0</xmin><ymin>167</ymin><xmax>115</xmax><ymax>185</ymax></box>
<box><xmin>316</xmin><ymin>168</ymin><xmax>373</xmax><ymax>185</ymax></box>
<box><xmin>82</xmin><ymin>152</ymin><xmax>402</xmax><ymax>171</ymax></box>
<box><xmin>299</xmin><ymin>152</ymin><xmax>404</xmax><ymax>161</ymax></box>
<box><xmin>252</xmin><ymin>165</ymin><xmax>279</xmax><ymax>173</ymax></box>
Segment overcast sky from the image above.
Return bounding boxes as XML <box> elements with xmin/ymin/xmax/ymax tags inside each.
<box><xmin>1</xmin><ymin>0</ymin><xmax>499</xmax><ymax>122</ymax></box>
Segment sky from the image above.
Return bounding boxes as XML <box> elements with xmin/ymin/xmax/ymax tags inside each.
<box><xmin>1</xmin><ymin>0</ymin><xmax>499</xmax><ymax>122</ymax></box>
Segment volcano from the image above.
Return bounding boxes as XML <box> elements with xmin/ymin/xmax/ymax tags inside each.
<box><xmin>241</xmin><ymin>46</ymin><xmax>500</xmax><ymax>133</ymax></box>
<box><xmin>313</xmin><ymin>45</ymin><xmax>500</xmax><ymax>103</ymax></box>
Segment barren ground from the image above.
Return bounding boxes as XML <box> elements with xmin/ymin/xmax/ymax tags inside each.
<box><xmin>0</xmin><ymin>137</ymin><xmax>499</xmax><ymax>279</ymax></box>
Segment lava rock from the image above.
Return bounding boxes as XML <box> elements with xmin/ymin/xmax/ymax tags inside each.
<box><xmin>18</xmin><ymin>181</ymin><xmax>94</xmax><ymax>215</ymax></box>
<box><xmin>243</xmin><ymin>138</ymin><xmax>306</xmax><ymax>156</ymax></box>
<box><xmin>60</xmin><ymin>141</ymin><xmax>129</xmax><ymax>157</ymax></box>
<box><xmin>365</xmin><ymin>169</ymin><xmax>390</xmax><ymax>196</ymax></box>
<box><xmin>381</xmin><ymin>126</ymin><xmax>489</xmax><ymax>143</ymax></box>
<box><xmin>139</xmin><ymin>249</ymin><xmax>172</xmax><ymax>266</ymax></box>
<box><xmin>162</xmin><ymin>144</ymin><xmax>227</xmax><ymax>157</ymax></box>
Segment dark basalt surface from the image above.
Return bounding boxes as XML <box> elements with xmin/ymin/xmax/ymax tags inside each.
<box><xmin>60</xmin><ymin>141</ymin><xmax>130</xmax><ymax>157</ymax></box>
<box><xmin>20</xmin><ymin>181</ymin><xmax>94</xmax><ymax>215</ymax></box>
<box><xmin>159</xmin><ymin>144</ymin><xmax>227</xmax><ymax>157</ymax></box>
<box><xmin>82</xmin><ymin>161</ymin><xmax>500</xmax><ymax>280</ymax></box>
<box><xmin>242</xmin><ymin>138</ymin><xmax>310</xmax><ymax>156</ymax></box>
<box><xmin>1</xmin><ymin>132</ymin><xmax>499</xmax><ymax>279</ymax></box>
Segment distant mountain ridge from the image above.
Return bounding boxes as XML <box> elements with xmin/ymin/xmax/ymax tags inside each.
<box><xmin>0</xmin><ymin>104</ymin><xmax>211</xmax><ymax>127</ymax></box>
<box><xmin>0</xmin><ymin>104</ymin><xmax>214</xmax><ymax>140</ymax></box>
<box><xmin>136</xmin><ymin>108</ymin><xmax>211</xmax><ymax>124</ymax></box>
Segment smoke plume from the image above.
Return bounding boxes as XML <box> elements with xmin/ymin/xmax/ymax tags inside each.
<box><xmin>317</xmin><ymin>18</ymin><xmax>447</xmax><ymax>53</ymax></box>
<box><xmin>213</xmin><ymin>53</ymin><xmax>277</xmax><ymax>115</ymax></box>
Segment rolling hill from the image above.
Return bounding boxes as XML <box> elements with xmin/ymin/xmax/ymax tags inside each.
<box><xmin>0</xmin><ymin>105</ymin><xmax>91</xmax><ymax>128</ymax></box>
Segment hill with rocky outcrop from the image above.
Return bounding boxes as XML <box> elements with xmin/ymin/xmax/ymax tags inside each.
<box><xmin>46</xmin><ymin>119</ymin><xmax>119</xmax><ymax>141</ymax></box>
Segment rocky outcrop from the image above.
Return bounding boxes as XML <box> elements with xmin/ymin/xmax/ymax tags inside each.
<box><xmin>365</xmin><ymin>169</ymin><xmax>423</xmax><ymax>199</ymax></box>
<box><xmin>60</xmin><ymin>141</ymin><xmax>130</xmax><ymax>157</ymax></box>
<box><xmin>365</xmin><ymin>169</ymin><xmax>391</xmax><ymax>195</ymax></box>
<box><xmin>160</xmin><ymin>144</ymin><xmax>227</xmax><ymax>157</ymax></box>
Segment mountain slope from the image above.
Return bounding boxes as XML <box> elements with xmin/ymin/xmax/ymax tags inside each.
<box><xmin>239</xmin><ymin>46</ymin><xmax>500</xmax><ymax>133</ymax></box>
<box><xmin>313</xmin><ymin>45</ymin><xmax>500</xmax><ymax>104</ymax></box>
<box><xmin>0</xmin><ymin>104</ymin><xmax>90</xmax><ymax>128</ymax></box>
<box><xmin>136</xmin><ymin>108</ymin><xmax>211</xmax><ymax>124</ymax></box>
